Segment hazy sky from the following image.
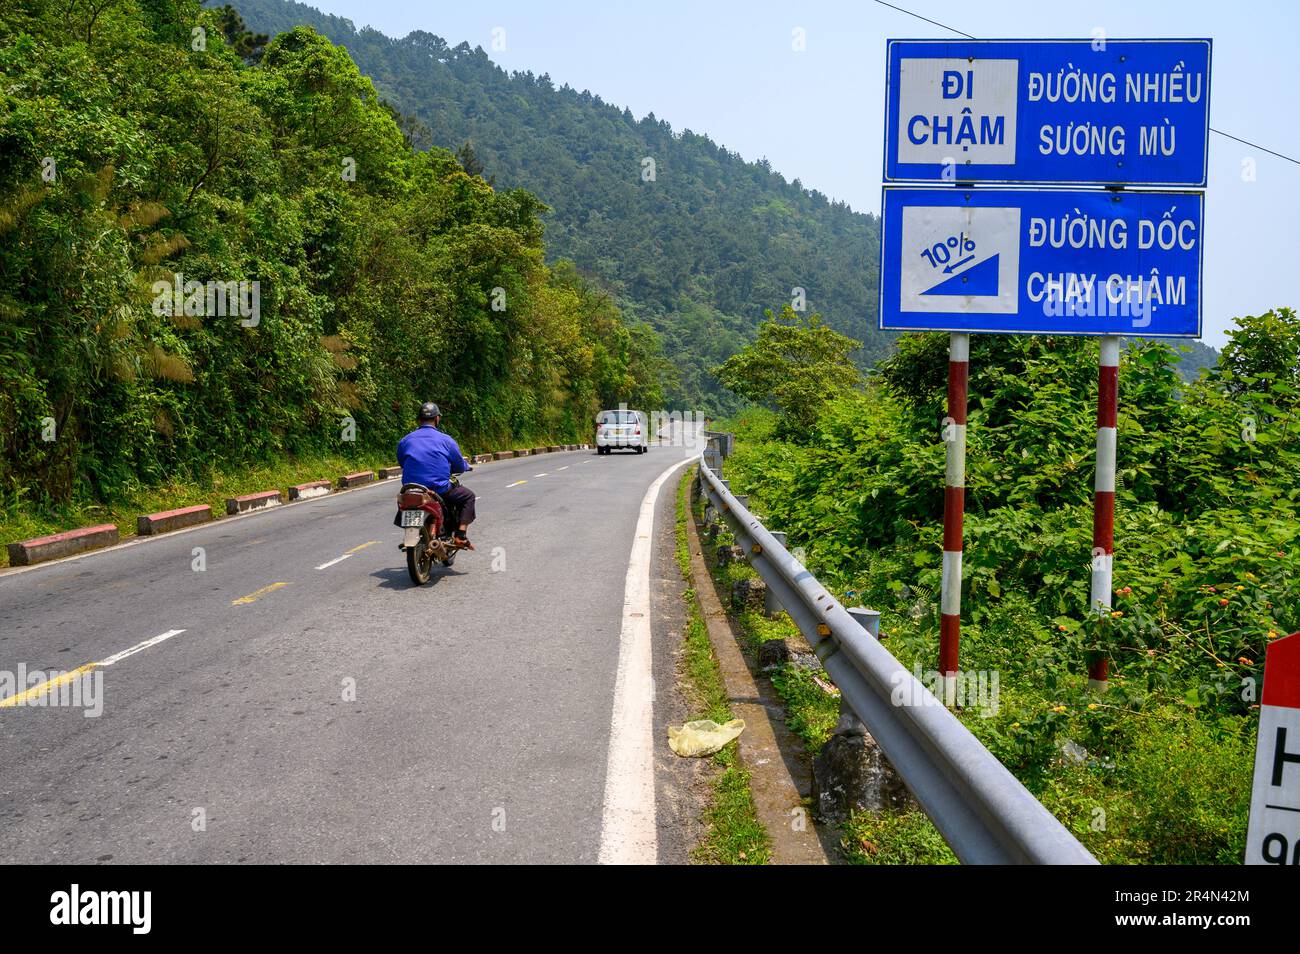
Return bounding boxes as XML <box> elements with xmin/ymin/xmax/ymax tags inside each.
<box><xmin>302</xmin><ymin>0</ymin><xmax>1299</xmax><ymax>347</ymax></box>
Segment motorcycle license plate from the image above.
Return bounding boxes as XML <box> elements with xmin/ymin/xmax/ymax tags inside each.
<box><xmin>400</xmin><ymin>510</ymin><xmax>426</xmax><ymax>528</ymax></box>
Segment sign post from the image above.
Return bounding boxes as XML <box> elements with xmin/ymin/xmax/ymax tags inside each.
<box><xmin>1246</xmin><ymin>632</ymin><xmax>1300</xmax><ymax>865</ymax></box>
<box><xmin>940</xmin><ymin>332</ymin><xmax>968</xmax><ymax>704</ymax></box>
<box><xmin>879</xmin><ymin>37</ymin><xmax>1210</xmax><ymax>691</ymax></box>
<box><xmin>1088</xmin><ymin>336</ymin><xmax>1119</xmax><ymax>689</ymax></box>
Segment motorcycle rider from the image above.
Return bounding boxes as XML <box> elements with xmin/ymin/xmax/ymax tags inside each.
<box><xmin>397</xmin><ymin>402</ymin><xmax>476</xmax><ymax>550</ymax></box>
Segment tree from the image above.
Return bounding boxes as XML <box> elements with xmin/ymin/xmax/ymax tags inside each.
<box><xmin>713</xmin><ymin>306</ymin><xmax>861</xmax><ymax>437</ymax></box>
<box><xmin>455</xmin><ymin>141</ymin><xmax>493</xmax><ymax>186</ymax></box>
<box><xmin>1215</xmin><ymin>307</ymin><xmax>1300</xmax><ymax>399</ymax></box>
<box><xmin>215</xmin><ymin>5</ymin><xmax>269</xmax><ymax>64</ymax></box>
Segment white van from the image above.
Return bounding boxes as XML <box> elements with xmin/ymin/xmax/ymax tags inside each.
<box><xmin>595</xmin><ymin>409</ymin><xmax>649</xmax><ymax>454</ymax></box>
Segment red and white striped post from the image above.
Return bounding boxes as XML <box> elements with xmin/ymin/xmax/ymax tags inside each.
<box><xmin>1089</xmin><ymin>336</ymin><xmax>1120</xmax><ymax>690</ymax></box>
<box><xmin>940</xmin><ymin>332</ymin><xmax>969</xmax><ymax>706</ymax></box>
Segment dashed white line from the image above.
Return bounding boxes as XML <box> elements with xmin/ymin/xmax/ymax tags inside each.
<box><xmin>99</xmin><ymin>629</ymin><xmax>187</xmax><ymax>667</ymax></box>
<box><xmin>534</xmin><ymin>473</ymin><xmax>549</xmax><ymax>478</ymax></box>
<box><xmin>316</xmin><ymin>554</ymin><xmax>352</xmax><ymax>570</ymax></box>
<box><xmin>507</xmin><ymin>480</ymin><xmax>527</xmax><ymax>488</ymax></box>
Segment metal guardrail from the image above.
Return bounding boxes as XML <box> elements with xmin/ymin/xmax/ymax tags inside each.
<box><xmin>697</xmin><ymin>435</ymin><xmax>1098</xmax><ymax>865</ymax></box>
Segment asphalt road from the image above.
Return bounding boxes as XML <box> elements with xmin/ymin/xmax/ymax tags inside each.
<box><xmin>0</xmin><ymin>438</ymin><xmax>700</xmax><ymax>863</ymax></box>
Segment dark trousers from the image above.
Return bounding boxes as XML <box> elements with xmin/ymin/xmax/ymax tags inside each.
<box><xmin>441</xmin><ymin>483</ymin><xmax>476</xmax><ymax>527</ymax></box>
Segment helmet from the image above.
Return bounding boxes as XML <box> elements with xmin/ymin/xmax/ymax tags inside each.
<box><xmin>418</xmin><ymin>401</ymin><xmax>441</xmax><ymax>421</ymax></box>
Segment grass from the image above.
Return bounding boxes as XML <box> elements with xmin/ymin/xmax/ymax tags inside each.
<box><xmin>1</xmin><ymin>449</ymin><xmax>402</xmax><ymax>564</ymax></box>
<box><xmin>675</xmin><ymin>467</ymin><xmax>771</xmax><ymax>865</ymax></box>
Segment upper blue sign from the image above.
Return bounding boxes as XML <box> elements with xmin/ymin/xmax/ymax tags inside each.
<box><xmin>884</xmin><ymin>39</ymin><xmax>1212</xmax><ymax>187</ymax></box>
<box><xmin>879</xmin><ymin>187</ymin><xmax>1203</xmax><ymax>337</ymax></box>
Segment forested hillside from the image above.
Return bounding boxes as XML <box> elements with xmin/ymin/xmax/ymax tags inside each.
<box><xmin>224</xmin><ymin>0</ymin><xmax>885</xmax><ymax>411</ymax></box>
<box><xmin>0</xmin><ymin>1</ymin><xmax>662</xmax><ymax>515</ymax></box>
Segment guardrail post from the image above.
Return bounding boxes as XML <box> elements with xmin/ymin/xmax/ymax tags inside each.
<box><xmin>848</xmin><ymin>607</ymin><xmax>881</xmax><ymax>638</ymax></box>
<box><xmin>813</xmin><ymin>605</ymin><xmax>912</xmax><ymax>822</ymax></box>
<box><xmin>764</xmin><ymin>532</ymin><xmax>787</xmax><ymax>618</ymax></box>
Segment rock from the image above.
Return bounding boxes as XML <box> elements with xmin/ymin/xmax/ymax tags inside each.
<box><xmin>757</xmin><ymin>639</ymin><xmax>790</xmax><ymax>670</ymax></box>
<box><xmin>1059</xmin><ymin>739</ymin><xmax>1088</xmax><ymax>766</ymax></box>
<box><xmin>715</xmin><ymin>544</ymin><xmax>745</xmax><ymax>567</ymax></box>
<box><xmin>789</xmin><ymin>651</ymin><xmax>821</xmax><ymax>670</ymax></box>
<box><xmin>731</xmin><ymin>577</ymin><xmax>766</xmax><ymax>610</ymax></box>
<box><xmin>811</xmin><ymin>709</ymin><xmax>915</xmax><ymax>824</ymax></box>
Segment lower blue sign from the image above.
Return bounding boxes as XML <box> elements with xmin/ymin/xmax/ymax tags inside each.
<box><xmin>879</xmin><ymin>187</ymin><xmax>1203</xmax><ymax>337</ymax></box>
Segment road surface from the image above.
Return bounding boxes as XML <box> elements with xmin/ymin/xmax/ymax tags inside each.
<box><xmin>0</xmin><ymin>438</ymin><xmax>702</xmax><ymax>863</ymax></box>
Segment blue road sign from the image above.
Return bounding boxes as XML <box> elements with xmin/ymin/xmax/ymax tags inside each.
<box><xmin>879</xmin><ymin>187</ymin><xmax>1203</xmax><ymax>337</ymax></box>
<box><xmin>884</xmin><ymin>39</ymin><xmax>1212</xmax><ymax>187</ymax></box>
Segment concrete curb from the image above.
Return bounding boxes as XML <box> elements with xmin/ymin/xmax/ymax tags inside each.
<box><xmin>288</xmin><ymin>480</ymin><xmax>332</xmax><ymax>501</ymax></box>
<box><xmin>226</xmin><ymin>490</ymin><xmax>282</xmax><ymax>515</ymax></box>
<box><xmin>4</xmin><ymin>443</ymin><xmax>592</xmax><ymax>567</ymax></box>
<box><xmin>6</xmin><ymin>524</ymin><xmax>121</xmax><ymax>567</ymax></box>
<box><xmin>684</xmin><ymin>470</ymin><xmax>832</xmax><ymax>865</ymax></box>
<box><xmin>137</xmin><ymin>505</ymin><xmax>212</xmax><ymax>536</ymax></box>
<box><xmin>337</xmin><ymin>470</ymin><xmax>376</xmax><ymax>489</ymax></box>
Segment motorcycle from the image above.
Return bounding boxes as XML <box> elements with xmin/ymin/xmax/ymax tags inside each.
<box><xmin>396</xmin><ymin>473</ymin><xmax>468</xmax><ymax>585</ymax></box>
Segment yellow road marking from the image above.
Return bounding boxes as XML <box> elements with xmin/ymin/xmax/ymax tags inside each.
<box><xmin>0</xmin><ymin>664</ymin><xmax>96</xmax><ymax>708</ymax></box>
<box><xmin>507</xmin><ymin>480</ymin><xmax>527</xmax><ymax>488</ymax></box>
<box><xmin>1</xmin><ymin>629</ymin><xmax>187</xmax><ymax>709</ymax></box>
<box><xmin>232</xmin><ymin>582</ymin><xmax>291</xmax><ymax>605</ymax></box>
<box><xmin>347</xmin><ymin>540</ymin><xmax>378</xmax><ymax>554</ymax></box>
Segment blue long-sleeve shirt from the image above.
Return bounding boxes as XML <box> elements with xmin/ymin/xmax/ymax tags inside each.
<box><xmin>397</xmin><ymin>424</ymin><xmax>467</xmax><ymax>493</ymax></box>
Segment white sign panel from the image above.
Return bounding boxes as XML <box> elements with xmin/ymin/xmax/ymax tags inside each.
<box><xmin>1246</xmin><ymin>631</ymin><xmax>1300</xmax><ymax>865</ymax></box>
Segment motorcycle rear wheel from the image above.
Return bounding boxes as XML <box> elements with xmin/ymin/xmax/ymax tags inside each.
<box><xmin>406</xmin><ymin>523</ymin><xmax>434</xmax><ymax>585</ymax></box>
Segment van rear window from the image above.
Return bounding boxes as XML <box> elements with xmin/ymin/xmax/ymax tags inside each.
<box><xmin>598</xmin><ymin>411</ymin><xmax>639</xmax><ymax>424</ymax></box>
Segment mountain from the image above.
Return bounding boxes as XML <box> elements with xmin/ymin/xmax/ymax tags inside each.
<box><xmin>221</xmin><ymin>0</ymin><xmax>884</xmax><ymax>413</ymax></box>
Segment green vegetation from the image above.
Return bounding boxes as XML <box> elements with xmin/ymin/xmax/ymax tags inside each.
<box><xmin>674</xmin><ymin>468</ymin><xmax>769</xmax><ymax>864</ymax></box>
<box><xmin>713</xmin><ymin>305</ymin><xmax>861</xmax><ymax>438</ymax></box>
<box><xmin>0</xmin><ymin>1</ymin><xmax>664</xmax><ymax>546</ymax></box>
<box><xmin>714</xmin><ymin>307</ymin><xmax>1300</xmax><ymax>864</ymax></box>
<box><xmin>0</xmin><ymin>449</ymin><xmax>393</xmax><ymax>550</ymax></box>
<box><xmin>223</xmin><ymin>0</ymin><xmax>887</xmax><ymax>413</ymax></box>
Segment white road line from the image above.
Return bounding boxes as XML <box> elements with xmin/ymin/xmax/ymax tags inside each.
<box><xmin>558</xmin><ymin>466</ymin><xmax>569</xmax><ymax>471</ymax></box>
<box><xmin>99</xmin><ymin>629</ymin><xmax>187</xmax><ymax>667</ymax></box>
<box><xmin>597</xmin><ymin>454</ymin><xmax>694</xmax><ymax>865</ymax></box>
<box><xmin>315</xmin><ymin>554</ymin><xmax>352</xmax><ymax>570</ymax></box>
<box><xmin>507</xmin><ymin>480</ymin><xmax>526</xmax><ymax>488</ymax></box>
<box><xmin>534</xmin><ymin>473</ymin><xmax>548</xmax><ymax>478</ymax></box>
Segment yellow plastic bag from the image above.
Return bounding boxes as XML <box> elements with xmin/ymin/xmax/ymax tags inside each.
<box><xmin>667</xmin><ymin>718</ymin><xmax>746</xmax><ymax>757</ymax></box>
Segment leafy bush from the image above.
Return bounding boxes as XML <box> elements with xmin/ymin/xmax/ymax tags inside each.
<box><xmin>720</xmin><ymin>308</ymin><xmax>1300</xmax><ymax>863</ymax></box>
